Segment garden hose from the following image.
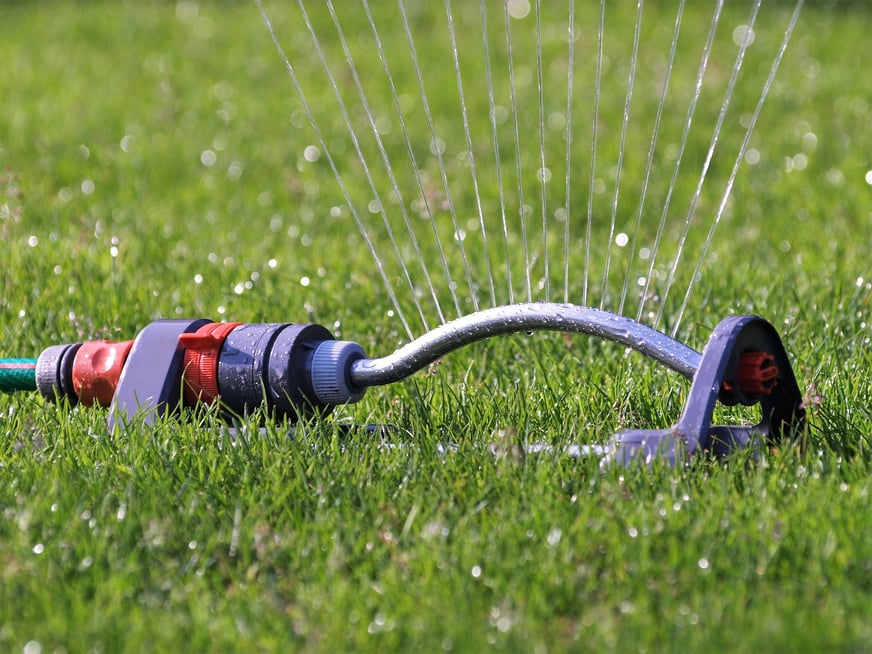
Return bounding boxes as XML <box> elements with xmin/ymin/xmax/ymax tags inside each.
<box><xmin>0</xmin><ymin>359</ymin><xmax>37</xmax><ymax>393</ymax></box>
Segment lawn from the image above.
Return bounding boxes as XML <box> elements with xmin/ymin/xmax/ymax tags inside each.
<box><xmin>1</xmin><ymin>1</ymin><xmax>871</xmax><ymax>652</ymax></box>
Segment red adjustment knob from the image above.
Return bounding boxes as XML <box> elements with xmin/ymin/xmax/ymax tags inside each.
<box><xmin>178</xmin><ymin>322</ymin><xmax>242</xmax><ymax>405</ymax></box>
<box><xmin>736</xmin><ymin>351</ymin><xmax>779</xmax><ymax>396</ymax></box>
<box><xmin>71</xmin><ymin>340</ymin><xmax>135</xmax><ymax>407</ymax></box>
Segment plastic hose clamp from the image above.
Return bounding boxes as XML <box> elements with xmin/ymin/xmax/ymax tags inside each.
<box><xmin>178</xmin><ymin>321</ymin><xmax>242</xmax><ymax>405</ymax></box>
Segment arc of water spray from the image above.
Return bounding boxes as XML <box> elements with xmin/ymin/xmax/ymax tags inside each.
<box><xmin>672</xmin><ymin>0</ymin><xmax>805</xmax><ymax>334</ymax></box>
<box><xmin>479</xmin><ymin>0</ymin><xmax>515</xmax><ymax>306</ymax></box>
<box><xmin>324</xmin><ymin>0</ymin><xmax>444</xmax><ymax>330</ymax></box>
<box><xmin>618</xmin><ymin>0</ymin><xmax>686</xmax><ymax>316</ymax></box>
<box><xmin>397</xmin><ymin>0</ymin><xmax>481</xmax><ymax>316</ymax></box>
<box><xmin>257</xmin><ymin>0</ymin><xmax>804</xmax><ymax>340</ymax></box>
<box><xmin>562</xmin><ymin>0</ymin><xmax>576</xmax><ymax>304</ymax></box>
<box><xmin>534</xmin><ymin>0</ymin><xmax>549</xmax><ymax>300</ymax></box>
<box><xmin>503</xmin><ymin>0</ymin><xmax>532</xmax><ymax>303</ymax></box>
<box><xmin>295</xmin><ymin>0</ymin><xmax>434</xmax><ymax>334</ymax></box>
<box><xmin>654</xmin><ymin>0</ymin><xmax>762</xmax><ymax>330</ymax></box>
<box><xmin>636</xmin><ymin>0</ymin><xmax>725</xmax><ymax>325</ymax></box>
<box><xmin>360</xmin><ymin>0</ymin><xmax>460</xmax><ymax>322</ymax></box>
<box><xmin>444</xmin><ymin>0</ymin><xmax>496</xmax><ymax>308</ymax></box>
<box><xmin>583</xmin><ymin>0</ymin><xmax>605</xmax><ymax>307</ymax></box>
<box><xmin>254</xmin><ymin>0</ymin><xmax>414</xmax><ymax>339</ymax></box>
<box><xmin>600</xmin><ymin>0</ymin><xmax>644</xmax><ymax>311</ymax></box>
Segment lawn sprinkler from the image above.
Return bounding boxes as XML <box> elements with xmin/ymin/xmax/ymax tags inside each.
<box><xmin>0</xmin><ymin>303</ymin><xmax>804</xmax><ymax>466</ymax></box>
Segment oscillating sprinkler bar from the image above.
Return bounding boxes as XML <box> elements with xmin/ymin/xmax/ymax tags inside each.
<box><xmin>348</xmin><ymin>303</ymin><xmax>701</xmax><ymax>388</ymax></box>
<box><xmin>0</xmin><ymin>303</ymin><xmax>805</xmax><ymax>466</ymax></box>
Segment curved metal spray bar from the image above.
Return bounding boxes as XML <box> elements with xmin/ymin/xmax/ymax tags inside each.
<box><xmin>350</xmin><ymin>303</ymin><xmax>701</xmax><ymax>388</ymax></box>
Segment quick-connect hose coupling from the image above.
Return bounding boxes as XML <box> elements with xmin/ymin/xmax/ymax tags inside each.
<box><xmin>177</xmin><ymin>321</ymin><xmax>367</xmax><ymax>419</ymax></box>
<box><xmin>32</xmin><ymin>319</ymin><xmax>368</xmax><ymax>426</ymax></box>
<box><xmin>35</xmin><ymin>340</ymin><xmax>134</xmax><ymax>406</ymax></box>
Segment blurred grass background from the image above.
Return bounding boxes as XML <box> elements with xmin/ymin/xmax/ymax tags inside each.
<box><xmin>1</xmin><ymin>1</ymin><xmax>871</xmax><ymax>651</ymax></box>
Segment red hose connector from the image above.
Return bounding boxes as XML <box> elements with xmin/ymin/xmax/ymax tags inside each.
<box><xmin>71</xmin><ymin>340</ymin><xmax>135</xmax><ymax>406</ymax></box>
<box><xmin>178</xmin><ymin>322</ymin><xmax>242</xmax><ymax>405</ymax></box>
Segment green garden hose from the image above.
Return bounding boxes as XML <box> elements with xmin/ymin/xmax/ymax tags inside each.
<box><xmin>0</xmin><ymin>359</ymin><xmax>38</xmax><ymax>393</ymax></box>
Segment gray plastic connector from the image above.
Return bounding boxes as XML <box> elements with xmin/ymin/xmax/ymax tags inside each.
<box><xmin>35</xmin><ymin>343</ymin><xmax>81</xmax><ymax>403</ymax></box>
<box><xmin>310</xmin><ymin>340</ymin><xmax>366</xmax><ymax>405</ymax></box>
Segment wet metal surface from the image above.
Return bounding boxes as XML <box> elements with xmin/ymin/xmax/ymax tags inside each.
<box><xmin>350</xmin><ymin>303</ymin><xmax>701</xmax><ymax>388</ymax></box>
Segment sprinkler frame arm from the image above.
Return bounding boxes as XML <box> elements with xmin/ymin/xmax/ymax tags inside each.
<box><xmin>604</xmin><ymin>314</ymin><xmax>806</xmax><ymax>466</ymax></box>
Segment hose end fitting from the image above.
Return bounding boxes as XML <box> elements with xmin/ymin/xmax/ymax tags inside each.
<box><xmin>35</xmin><ymin>343</ymin><xmax>81</xmax><ymax>403</ymax></box>
<box><xmin>310</xmin><ymin>340</ymin><xmax>367</xmax><ymax>405</ymax></box>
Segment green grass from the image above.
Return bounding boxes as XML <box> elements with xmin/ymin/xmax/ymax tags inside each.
<box><xmin>2</xmin><ymin>1</ymin><xmax>872</xmax><ymax>652</ymax></box>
